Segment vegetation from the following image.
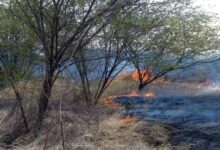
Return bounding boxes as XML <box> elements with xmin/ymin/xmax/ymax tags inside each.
<box><xmin>0</xmin><ymin>0</ymin><xmax>219</xmax><ymax>149</ymax></box>
<box><xmin>126</xmin><ymin>1</ymin><xmax>220</xmax><ymax>90</ymax></box>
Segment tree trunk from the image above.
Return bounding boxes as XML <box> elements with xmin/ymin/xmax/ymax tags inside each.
<box><xmin>15</xmin><ymin>92</ymin><xmax>29</xmax><ymax>132</ymax></box>
<box><xmin>138</xmin><ymin>81</ymin><xmax>145</xmax><ymax>90</ymax></box>
<box><xmin>37</xmin><ymin>70</ymin><xmax>54</xmax><ymax>129</ymax></box>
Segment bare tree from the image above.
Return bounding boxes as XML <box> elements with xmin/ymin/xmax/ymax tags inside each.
<box><xmin>69</xmin><ymin>31</ymin><xmax>130</xmax><ymax>107</ymax></box>
<box><xmin>11</xmin><ymin>0</ymin><xmax>140</xmax><ymax>127</ymax></box>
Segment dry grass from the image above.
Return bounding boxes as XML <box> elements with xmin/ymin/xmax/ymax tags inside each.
<box><xmin>0</xmin><ymin>104</ymin><xmax>152</xmax><ymax>150</ymax></box>
<box><xmin>94</xmin><ymin>112</ymin><xmax>152</xmax><ymax>150</ymax></box>
<box><xmin>132</xmin><ymin>122</ymin><xmax>172</xmax><ymax>146</ymax></box>
<box><xmin>103</xmin><ymin>77</ymin><xmax>138</xmax><ymax>97</ymax></box>
<box><xmin>0</xmin><ymin>76</ymin><xmax>193</xmax><ymax>150</ymax></box>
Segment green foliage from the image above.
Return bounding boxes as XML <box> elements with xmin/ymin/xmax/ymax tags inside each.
<box><xmin>0</xmin><ymin>6</ymin><xmax>37</xmax><ymax>84</ymax></box>
<box><xmin>69</xmin><ymin>0</ymin><xmax>86</xmax><ymax>7</ymax></box>
<box><xmin>127</xmin><ymin>0</ymin><xmax>220</xmax><ymax>73</ymax></box>
<box><xmin>156</xmin><ymin>144</ymin><xmax>166</xmax><ymax>150</ymax></box>
<box><xmin>1</xmin><ymin>0</ymin><xmax>219</xmax><ymax>93</ymax></box>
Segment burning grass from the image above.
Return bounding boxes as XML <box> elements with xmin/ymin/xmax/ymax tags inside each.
<box><xmin>100</xmin><ymin>96</ymin><xmax>122</xmax><ymax>107</ymax></box>
<box><xmin>131</xmin><ymin>69</ymin><xmax>152</xmax><ymax>82</ymax></box>
<box><xmin>0</xmin><ymin>70</ymin><xmax>212</xmax><ymax>150</ymax></box>
<box><xmin>145</xmin><ymin>92</ymin><xmax>155</xmax><ymax>97</ymax></box>
<box><xmin>119</xmin><ymin>115</ymin><xmax>137</xmax><ymax>124</ymax></box>
<box><xmin>100</xmin><ymin>90</ymin><xmax>156</xmax><ymax>107</ymax></box>
<box><xmin>128</xmin><ymin>90</ymin><xmax>155</xmax><ymax>97</ymax></box>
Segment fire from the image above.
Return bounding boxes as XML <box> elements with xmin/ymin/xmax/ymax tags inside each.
<box><xmin>101</xmin><ymin>97</ymin><xmax>121</xmax><ymax>107</ymax></box>
<box><xmin>128</xmin><ymin>90</ymin><xmax>155</xmax><ymax>97</ymax></box>
<box><xmin>117</xmin><ymin>69</ymin><xmax>170</xmax><ymax>85</ymax></box>
<box><xmin>119</xmin><ymin>115</ymin><xmax>137</xmax><ymax>124</ymax></box>
<box><xmin>131</xmin><ymin>69</ymin><xmax>170</xmax><ymax>84</ymax></box>
<box><xmin>145</xmin><ymin>92</ymin><xmax>155</xmax><ymax>97</ymax></box>
<box><xmin>131</xmin><ymin>69</ymin><xmax>152</xmax><ymax>81</ymax></box>
<box><xmin>101</xmin><ymin>90</ymin><xmax>156</xmax><ymax>107</ymax></box>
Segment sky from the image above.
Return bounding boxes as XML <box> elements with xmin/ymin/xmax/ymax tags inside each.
<box><xmin>195</xmin><ymin>0</ymin><xmax>220</xmax><ymax>16</ymax></box>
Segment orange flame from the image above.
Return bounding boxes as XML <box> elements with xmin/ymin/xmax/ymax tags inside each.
<box><xmin>128</xmin><ymin>90</ymin><xmax>155</xmax><ymax>97</ymax></box>
<box><xmin>145</xmin><ymin>92</ymin><xmax>155</xmax><ymax>97</ymax></box>
<box><xmin>119</xmin><ymin>115</ymin><xmax>137</xmax><ymax>124</ymax></box>
<box><xmin>118</xmin><ymin>69</ymin><xmax>170</xmax><ymax>84</ymax></box>
<box><xmin>131</xmin><ymin>69</ymin><xmax>152</xmax><ymax>81</ymax></box>
<box><xmin>101</xmin><ymin>90</ymin><xmax>156</xmax><ymax>107</ymax></box>
<box><xmin>101</xmin><ymin>97</ymin><xmax>121</xmax><ymax>107</ymax></box>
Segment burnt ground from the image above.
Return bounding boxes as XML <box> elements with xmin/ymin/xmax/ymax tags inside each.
<box><xmin>114</xmin><ymin>93</ymin><xmax>220</xmax><ymax>150</ymax></box>
<box><xmin>1</xmin><ymin>80</ymin><xmax>220</xmax><ymax>149</ymax></box>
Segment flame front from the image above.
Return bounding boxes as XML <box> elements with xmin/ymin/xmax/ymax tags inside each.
<box><xmin>117</xmin><ymin>69</ymin><xmax>171</xmax><ymax>85</ymax></box>
<box><xmin>101</xmin><ymin>97</ymin><xmax>121</xmax><ymax>107</ymax></box>
<box><xmin>128</xmin><ymin>90</ymin><xmax>155</xmax><ymax>97</ymax></box>
<box><xmin>101</xmin><ymin>90</ymin><xmax>155</xmax><ymax>107</ymax></box>
<box><xmin>145</xmin><ymin>92</ymin><xmax>155</xmax><ymax>97</ymax></box>
<box><xmin>119</xmin><ymin>115</ymin><xmax>137</xmax><ymax>124</ymax></box>
<box><xmin>131</xmin><ymin>69</ymin><xmax>152</xmax><ymax>81</ymax></box>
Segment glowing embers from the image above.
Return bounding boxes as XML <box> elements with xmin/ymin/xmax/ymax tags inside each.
<box><xmin>125</xmin><ymin>90</ymin><xmax>156</xmax><ymax>97</ymax></box>
<box><xmin>119</xmin><ymin>115</ymin><xmax>137</xmax><ymax>124</ymax></box>
<box><xmin>145</xmin><ymin>92</ymin><xmax>155</xmax><ymax>97</ymax></box>
<box><xmin>101</xmin><ymin>89</ymin><xmax>156</xmax><ymax>107</ymax></box>
<box><xmin>101</xmin><ymin>91</ymin><xmax>155</xmax><ymax>107</ymax></box>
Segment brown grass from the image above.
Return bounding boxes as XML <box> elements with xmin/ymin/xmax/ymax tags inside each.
<box><xmin>0</xmin><ymin>104</ymin><xmax>153</xmax><ymax>150</ymax></box>
<box><xmin>0</xmin><ymin>76</ymin><xmax>193</xmax><ymax>150</ymax></box>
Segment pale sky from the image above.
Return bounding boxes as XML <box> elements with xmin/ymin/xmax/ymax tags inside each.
<box><xmin>195</xmin><ymin>0</ymin><xmax>220</xmax><ymax>16</ymax></box>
